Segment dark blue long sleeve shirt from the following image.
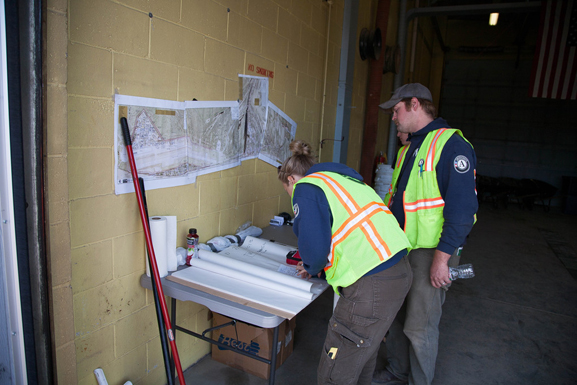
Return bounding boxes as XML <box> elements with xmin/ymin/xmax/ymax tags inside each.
<box><xmin>292</xmin><ymin>163</ymin><xmax>405</xmax><ymax>277</ymax></box>
<box><xmin>389</xmin><ymin>118</ymin><xmax>478</xmax><ymax>254</ymax></box>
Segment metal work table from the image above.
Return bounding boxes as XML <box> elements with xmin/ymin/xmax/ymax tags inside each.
<box><xmin>140</xmin><ymin>225</ymin><xmax>328</xmax><ymax>384</ymax></box>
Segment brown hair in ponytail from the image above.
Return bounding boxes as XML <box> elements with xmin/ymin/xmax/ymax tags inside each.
<box><xmin>277</xmin><ymin>140</ymin><xmax>317</xmax><ymax>184</ymax></box>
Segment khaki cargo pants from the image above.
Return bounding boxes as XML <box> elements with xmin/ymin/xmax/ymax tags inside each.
<box><xmin>317</xmin><ymin>255</ymin><xmax>413</xmax><ymax>385</ymax></box>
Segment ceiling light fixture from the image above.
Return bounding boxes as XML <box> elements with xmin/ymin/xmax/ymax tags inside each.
<box><xmin>489</xmin><ymin>13</ymin><xmax>499</xmax><ymax>26</ymax></box>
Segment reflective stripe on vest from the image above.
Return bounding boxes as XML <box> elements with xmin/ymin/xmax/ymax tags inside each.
<box><xmin>404</xmin><ymin>196</ymin><xmax>445</xmax><ymax>212</ymax></box>
<box><xmin>425</xmin><ymin>128</ymin><xmax>449</xmax><ymax>171</ymax></box>
<box><xmin>397</xmin><ymin>145</ymin><xmax>410</xmax><ymax>168</ymax></box>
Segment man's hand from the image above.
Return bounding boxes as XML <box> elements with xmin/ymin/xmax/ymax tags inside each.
<box><xmin>430</xmin><ymin>249</ymin><xmax>452</xmax><ymax>288</ymax></box>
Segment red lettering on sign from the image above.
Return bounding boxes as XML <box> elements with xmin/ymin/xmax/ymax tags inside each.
<box><xmin>247</xmin><ymin>64</ymin><xmax>274</xmax><ymax>78</ymax></box>
<box><xmin>255</xmin><ymin>66</ymin><xmax>274</xmax><ymax>78</ymax></box>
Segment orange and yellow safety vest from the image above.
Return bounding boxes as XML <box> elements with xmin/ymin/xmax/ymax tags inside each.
<box><xmin>294</xmin><ymin>171</ymin><xmax>411</xmax><ymax>291</ymax></box>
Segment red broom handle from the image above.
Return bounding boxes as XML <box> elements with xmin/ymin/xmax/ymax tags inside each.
<box><xmin>120</xmin><ymin>117</ymin><xmax>186</xmax><ymax>384</ymax></box>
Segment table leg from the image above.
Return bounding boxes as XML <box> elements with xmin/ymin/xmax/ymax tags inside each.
<box><xmin>269</xmin><ymin>324</ymin><xmax>279</xmax><ymax>385</ymax></box>
<box><xmin>171</xmin><ymin>298</ymin><xmax>177</xmax><ymax>383</ymax></box>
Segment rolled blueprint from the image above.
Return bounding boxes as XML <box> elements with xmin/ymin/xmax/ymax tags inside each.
<box><xmin>191</xmin><ymin>253</ymin><xmax>314</xmax><ymax>300</ymax></box>
<box><xmin>217</xmin><ymin>246</ymin><xmax>284</xmax><ymax>270</ymax></box>
<box><xmin>240</xmin><ymin>236</ymin><xmax>296</xmax><ymax>264</ymax></box>
<box><xmin>198</xmin><ymin>249</ymin><xmax>311</xmax><ymax>292</ymax></box>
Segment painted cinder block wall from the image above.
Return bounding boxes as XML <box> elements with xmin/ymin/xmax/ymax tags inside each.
<box><xmin>43</xmin><ymin>0</ymin><xmax>395</xmax><ymax>383</ymax></box>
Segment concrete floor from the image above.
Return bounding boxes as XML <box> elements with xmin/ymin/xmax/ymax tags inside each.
<box><xmin>181</xmin><ymin>204</ymin><xmax>577</xmax><ymax>385</ymax></box>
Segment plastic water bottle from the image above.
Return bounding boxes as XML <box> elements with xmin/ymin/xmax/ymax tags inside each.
<box><xmin>186</xmin><ymin>228</ymin><xmax>199</xmax><ymax>265</ymax></box>
<box><xmin>449</xmin><ymin>263</ymin><xmax>475</xmax><ymax>280</ymax></box>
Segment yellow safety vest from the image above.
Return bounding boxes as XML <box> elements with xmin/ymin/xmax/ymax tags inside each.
<box><xmin>294</xmin><ymin>171</ymin><xmax>411</xmax><ymax>291</ymax></box>
<box><xmin>388</xmin><ymin>128</ymin><xmax>475</xmax><ymax>248</ymax></box>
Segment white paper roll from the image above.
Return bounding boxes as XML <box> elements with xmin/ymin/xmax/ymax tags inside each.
<box><xmin>192</xmin><ymin>253</ymin><xmax>314</xmax><ymax>300</ymax></box>
<box><xmin>165</xmin><ymin>216</ymin><xmax>177</xmax><ymax>271</ymax></box>
<box><xmin>147</xmin><ymin>216</ymin><xmax>168</xmax><ymax>278</ymax></box>
<box><xmin>240</xmin><ymin>236</ymin><xmax>295</xmax><ymax>264</ymax></box>
<box><xmin>198</xmin><ymin>249</ymin><xmax>313</xmax><ymax>293</ymax></box>
<box><xmin>218</xmin><ymin>246</ymin><xmax>283</xmax><ymax>270</ymax></box>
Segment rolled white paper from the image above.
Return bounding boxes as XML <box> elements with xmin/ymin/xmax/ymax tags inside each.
<box><xmin>198</xmin><ymin>249</ymin><xmax>313</xmax><ymax>293</ymax></box>
<box><xmin>146</xmin><ymin>216</ymin><xmax>168</xmax><ymax>278</ymax></box>
<box><xmin>191</xmin><ymin>254</ymin><xmax>314</xmax><ymax>300</ymax></box>
<box><xmin>217</xmin><ymin>246</ymin><xmax>283</xmax><ymax>270</ymax></box>
<box><xmin>241</xmin><ymin>236</ymin><xmax>296</xmax><ymax>264</ymax></box>
<box><xmin>165</xmin><ymin>216</ymin><xmax>177</xmax><ymax>271</ymax></box>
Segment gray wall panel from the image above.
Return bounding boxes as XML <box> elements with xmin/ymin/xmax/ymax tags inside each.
<box><xmin>440</xmin><ymin>58</ymin><xmax>577</xmax><ymax>204</ymax></box>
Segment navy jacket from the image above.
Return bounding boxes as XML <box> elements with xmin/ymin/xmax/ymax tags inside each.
<box><xmin>389</xmin><ymin>118</ymin><xmax>478</xmax><ymax>254</ymax></box>
<box><xmin>292</xmin><ymin>163</ymin><xmax>406</xmax><ymax>277</ymax></box>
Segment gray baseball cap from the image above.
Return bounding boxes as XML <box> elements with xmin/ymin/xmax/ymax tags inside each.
<box><xmin>379</xmin><ymin>83</ymin><xmax>433</xmax><ymax>110</ymax></box>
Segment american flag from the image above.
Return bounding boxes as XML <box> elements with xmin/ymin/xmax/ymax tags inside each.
<box><xmin>529</xmin><ymin>0</ymin><xmax>577</xmax><ymax>99</ymax></box>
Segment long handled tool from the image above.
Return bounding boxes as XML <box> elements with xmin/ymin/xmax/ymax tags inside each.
<box><xmin>139</xmin><ymin>177</ymin><xmax>174</xmax><ymax>385</ymax></box>
<box><xmin>120</xmin><ymin>117</ymin><xmax>186</xmax><ymax>384</ymax></box>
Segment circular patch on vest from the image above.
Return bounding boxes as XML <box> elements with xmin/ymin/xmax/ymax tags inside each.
<box><xmin>293</xmin><ymin>203</ymin><xmax>300</xmax><ymax>218</ymax></box>
<box><xmin>454</xmin><ymin>155</ymin><xmax>470</xmax><ymax>173</ymax></box>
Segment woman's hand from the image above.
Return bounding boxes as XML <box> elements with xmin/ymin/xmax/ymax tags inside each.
<box><xmin>296</xmin><ymin>261</ymin><xmax>312</xmax><ymax>280</ymax></box>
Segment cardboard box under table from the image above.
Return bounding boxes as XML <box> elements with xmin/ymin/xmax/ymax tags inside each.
<box><xmin>211</xmin><ymin>313</ymin><xmax>296</xmax><ymax>380</ymax></box>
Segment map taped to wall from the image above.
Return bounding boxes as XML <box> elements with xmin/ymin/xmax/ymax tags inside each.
<box><xmin>239</xmin><ymin>75</ymin><xmax>268</xmax><ymax>160</ymax></box>
<box><xmin>238</xmin><ymin>75</ymin><xmax>296</xmax><ymax>166</ymax></box>
<box><xmin>260</xmin><ymin>103</ymin><xmax>296</xmax><ymax>167</ymax></box>
<box><xmin>114</xmin><ymin>76</ymin><xmax>297</xmax><ymax>195</ymax></box>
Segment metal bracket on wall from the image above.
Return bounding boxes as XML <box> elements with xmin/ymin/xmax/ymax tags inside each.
<box><xmin>320</xmin><ymin>136</ymin><xmax>345</xmax><ymax>149</ymax></box>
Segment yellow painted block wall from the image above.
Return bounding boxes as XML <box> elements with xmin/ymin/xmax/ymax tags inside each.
<box><xmin>46</xmin><ymin>0</ymin><xmax>347</xmax><ymax>384</ymax></box>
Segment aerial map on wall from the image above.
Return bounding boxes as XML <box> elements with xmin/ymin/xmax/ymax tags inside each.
<box><xmin>115</xmin><ymin>96</ymin><xmax>241</xmax><ymax>194</ymax></box>
<box><xmin>185</xmin><ymin>100</ymin><xmax>242</xmax><ymax>174</ymax></box>
<box><xmin>260</xmin><ymin>102</ymin><xmax>297</xmax><ymax>166</ymax></box>
<box><xmin>114</xmin><ymin>75</ymin><xmax>296</xmax><ymax>195</ymax></box>
<box><xmin>238</xmin><ymin>75</ymin><xmax>269</xmax><ymax>160</ymax></box>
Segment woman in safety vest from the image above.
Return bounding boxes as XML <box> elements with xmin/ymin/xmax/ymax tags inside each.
<box><xmin>277</xmin><ymin>140</ymin><xmax>413</xmax><ymax>385</ymax></box>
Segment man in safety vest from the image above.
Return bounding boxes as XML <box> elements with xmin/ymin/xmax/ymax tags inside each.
<box><xmin>373</xmin><ymin>83</ymin><xmax>478</xmax><ymax>385</ymax></box>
